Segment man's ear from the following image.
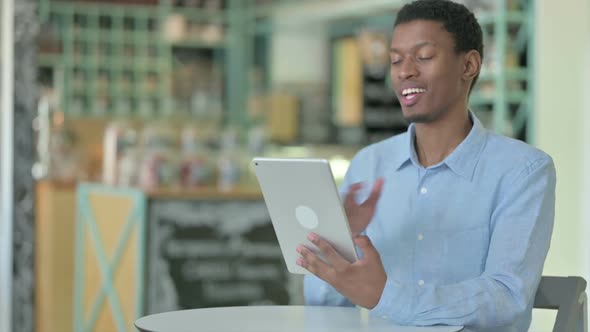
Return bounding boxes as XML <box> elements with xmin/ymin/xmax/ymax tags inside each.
<box><xmin>463</xmin><ymin>50</ymin><xmax>482</xmax><ymax>82</ymax></box>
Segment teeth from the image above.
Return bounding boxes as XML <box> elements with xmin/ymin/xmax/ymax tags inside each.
<box><xmin>402</xmin><ymin>88</ymin><xmax>426</xmax><ymax>96</ymax></box>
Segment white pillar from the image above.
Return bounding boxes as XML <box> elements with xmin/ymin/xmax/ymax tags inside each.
<box><xmin>535</xmin><ymin>0</ymin><xmax>590</xmax><ymax>279</ymax></box>
<box><xmin>0</xmin><ymin>0</ymin><xmax>15</xmax><ymax>331</ymax></box>
<box><xmin>533</xmin><ymin>0</ymin><xmax>590</xmax><ymax>327</ymax></box>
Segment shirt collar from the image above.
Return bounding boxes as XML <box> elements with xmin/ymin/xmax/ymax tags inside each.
<box><xmin>397</xmin><ymin>111</ymin><xmax>488</xmax><ymax>181</ymax></box>
<box><xmin>391</xmin><ymin>131</ymin><xmax>412</xmax><ymax>171</ymax></box>
<box><xmin>443</xmin><ymin>112</ymin><xmax>487</xmax><ymax>180</ymax></box>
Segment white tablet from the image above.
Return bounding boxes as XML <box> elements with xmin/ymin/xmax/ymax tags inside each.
<box><xmin>253</xmin><ymin>157</ymin><xmax>358</xmax><ymax>274</ymax></box>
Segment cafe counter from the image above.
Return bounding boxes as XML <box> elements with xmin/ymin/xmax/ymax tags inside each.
<box><xmin>35</xmin><ymin>180</ymin><xmax>301</xmax><ymax>332</ymax></box>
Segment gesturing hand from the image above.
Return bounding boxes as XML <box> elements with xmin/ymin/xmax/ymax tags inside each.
<box><xmin>344</xmin><ymin>178</ymin><xmax>384</xmax><ymax>236</ymax></box>
<box><xmin>297</xmin><ymin>233</ymin><xmax>387</xmax><ymax>309</ymax></box>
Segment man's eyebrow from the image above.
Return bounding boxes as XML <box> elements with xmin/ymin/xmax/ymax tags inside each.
<box><xmin>390</xmin><ymin>41</ymin><xmax>436</xmax><ymax>53</ymax></box>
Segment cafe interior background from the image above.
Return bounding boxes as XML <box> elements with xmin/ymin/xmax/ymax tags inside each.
<box><xmin>0</xmin><ymin>0</ymin><xmax>589</xmax><ymax>331</ymax></box>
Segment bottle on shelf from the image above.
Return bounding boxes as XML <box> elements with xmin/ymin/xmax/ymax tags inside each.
<box><xmin>180</xmin><ymin>124</ymin><xmax>214</xmax><ymax>188</ymax></box>
<box><xmin>217</xmin><ymin>127</ymin><xmax>242</xmax><ymax>192</ymax></box>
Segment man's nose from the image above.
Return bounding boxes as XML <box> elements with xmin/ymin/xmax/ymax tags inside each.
<box><xmin>397</xmin><ymin>58</ymin><xmax>418</xmax><ymax>80</ymax></box>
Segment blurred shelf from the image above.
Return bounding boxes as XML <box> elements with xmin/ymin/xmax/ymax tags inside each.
<box><xmin>168</xmin><ymin>39</ymin><xmax>226</xmax><ymax>49</ymax></box>
<box><xmin>470</xmin><ymin>90</ymin><xmax>528</xmax><ymax>106</ymax></box>
<box><xmin>50</xmin><ymin>1</ymin><xmax>159</xmax><ymax>17</ymax></box>
<box><xmin>477</xmin><ymin>11</ymin><xmax>527</xmax><ymax>25</ymax></box>
<box><xmin>478</xmin><ymin>67</ymin><xmax>529</xmax><ymax>81</ymax></box>
<box><xmin>170</xmin><ymin>8</ymin><xmax>227</xmax><ymax>23</ymax></box>
<box><xmin>38</xmin><ymin>53</ymin><xmax>62</xmax><ymax>67</ymax></box>
<box><xmin>64</xmin><ymin>57</ymin><xmax>170</xmax><ymax>71</ymax></box>
<box><xmin>39</xmin><ymin>0</ymin><xmax>241</xmax><ymax>120</ymax></box>
<box><xmin>71</xmin><ymin>29</ymin><xmax>163</xmax><ymax>45</ymax></box>
<box><xmin>363</xmin><ymin>108</ymin><xmax>406</xmax><ymax>129</ymax></box>
<box><xmin>146</xmin><ymin>186</ymin><xmax>262</xmax><ymax>200</ymax></box>
<box><xmin>69</xmin><ymin>90</ymin><xmax>164</xmax><ymax>99</ymax></box>
<box><xmin>254</xmin><ymin>0</ymin><xmax>404</xmax><ymax>21</ymax></box>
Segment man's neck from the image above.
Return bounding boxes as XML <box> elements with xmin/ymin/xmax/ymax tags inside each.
<box><xmin>414</xmin><ymin>110</ymin><xmax>473</xmax><ymax>168</ymax></box>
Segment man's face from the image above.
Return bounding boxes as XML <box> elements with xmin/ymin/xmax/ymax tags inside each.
<box><xmin>390</xmin><ymin>20</ymin><xmax>467</xmax><ymax>123</ymax></box>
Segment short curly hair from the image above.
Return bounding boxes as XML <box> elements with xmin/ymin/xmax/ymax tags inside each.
<box><xmin>394</xmin><ymin>0</ymin><xmax>484</xmax><ymax>90</ymax></box>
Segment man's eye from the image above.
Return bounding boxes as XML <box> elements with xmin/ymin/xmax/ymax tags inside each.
<box><xmin>418</xmin><ymin>56</ymin><xmax>433</xmax><ymax>61</ymax></box>
<box><xmin>391</xmin><ymin>60</ymin><xmax>401</xmax><ymax>65</ymax></box>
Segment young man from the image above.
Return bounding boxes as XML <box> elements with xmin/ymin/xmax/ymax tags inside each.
<box><xmin>297</xmin><ymin>1</ymin><xmax>556</xmax><ymax>331</ymax></box>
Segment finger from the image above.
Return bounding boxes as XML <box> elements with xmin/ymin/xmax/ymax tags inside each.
<box><xmin>297</xmin><ymin>245</ymin><xmax>332</xmax><ymax>280</ymax></box>
<box><xmin>363</xmin><ymin>178</ymin><xmax>384</xmax><ymax>207</ymax></box>
<box><xmin>307</xmin><ymin>233</ymin><xmax>350</xmax><ymax>271</ymax></box>
<box><xmin>353</xmin><ymin>235</ymin><xmax>380</xmax><ymax>260</ymax></box>
<box><xmin>344</xmin><ymin>182</ymin><xmax>364</xmax><ymax>208</ymax></box>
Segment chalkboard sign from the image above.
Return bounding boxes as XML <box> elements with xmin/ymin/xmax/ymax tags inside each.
<box><xmin>145</xmin><ymin>199</ymin><xmax>300</xmax><ymax>314</ymax></box>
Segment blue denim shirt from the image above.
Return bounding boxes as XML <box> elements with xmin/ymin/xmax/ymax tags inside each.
<box><xmin>304</xmin><ymin>113</ymin><xmax>556</xmax><ymax>331</ymax></box>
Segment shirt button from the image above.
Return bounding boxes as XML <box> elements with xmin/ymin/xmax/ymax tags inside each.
<box><xmin>420</xmin><ymin>187</ymin><xmax>428</xmax><ymax>194</ymax></box>
<box><xmin>381</xmin><ymin>315</ymin><xmax>388</xmax><ymax>319</ymax></box>
<box><xmin>418</xmin><ymin>280</ymin><xmax>425</xmax><ymax>286</ymax></box>
<box><xmin>417</xmin><ymin>234</ymin><xmax>424</xmax><ymax>241</ymax></box>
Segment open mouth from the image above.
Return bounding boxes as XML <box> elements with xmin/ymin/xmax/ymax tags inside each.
<box><xmin>400</xmin><ymin>88</ymin><xmax>426</xmax><ymax>106</ymax></box>
<box><xmin>402</xmin><ymin>88</ymin><xmax>426</xmax><ymax>98</ymax></box>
